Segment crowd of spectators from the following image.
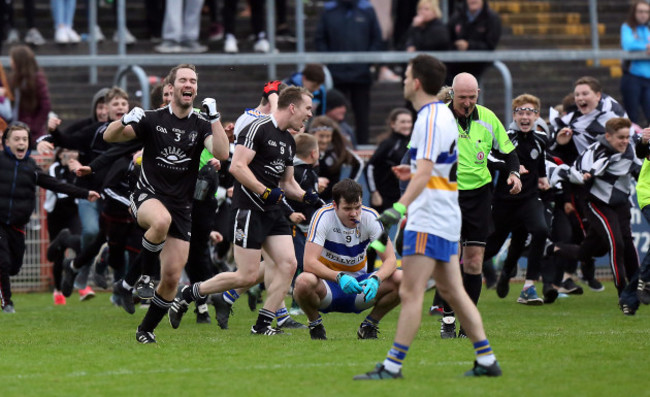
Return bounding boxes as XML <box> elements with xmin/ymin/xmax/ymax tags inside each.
<box><xmin>1</xmin><ymin>0</ymin><xmax>649</xmax><ymax>322</ymax></box>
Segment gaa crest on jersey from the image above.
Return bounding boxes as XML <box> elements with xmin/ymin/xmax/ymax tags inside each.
<box><xmin>530</xmin><ymin>148</ymin><xmax>539</xmax><ymax>160</ymax></box>
<box><xmin>138</xmin><ymin>193</ymin><xmax>148</xmax><ymax>202</ymax></box>
<box><xmin>476</xmin><ymin>151</ymin><xmax>485</xmax><ymax>161</ymax></box>
<box><xmin>189</xmin><ymin>131</ymin><xmax>198</xmax><ymax>146</ymax></box>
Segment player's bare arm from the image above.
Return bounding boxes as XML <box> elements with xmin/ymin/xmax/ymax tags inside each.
<box><xmin>104</xmin><ymin>120</ymin><xmax>136</xmax><ymax>142</ymax></box>
<box><xmin>229</xmin><ymin>144</ymin><xmax>266</xmax><ymax>194</ymax></box>
<box><xmin>279</xmin><ymin>166</ymin><xmax>305</xmax><ymax>201</ymax></box>
<box><xmin>104</xmin><ymin>107</ymin><xmax>144</xmax><ymax>142</ymax></box>
<box><xmin>208</xmin><ymin>120</ymin><xmax>230</xmax><ymax>160</ymax></box>
<box><xmin>303</xmin><ymin>241</ymin><xmax>339</xmax><ymax>281</ymax></box>
<box><xmin>201</xmin><ymin>97</ymin><xmax>230</xmax><ymax>160</ymax></box>
<box><xmin>374</xmin><ymin>239</ymin><xmax>398</xmax><ymax>282</ymax></box>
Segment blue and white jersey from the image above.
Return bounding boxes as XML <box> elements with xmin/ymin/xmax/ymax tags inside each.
<box><xmin>406</xmin><ymin>101</ymin><xmax>461</xmax><ymax>242</ymax></box>
<box><xmin>306</xmin><ymin>203</ymin><xmax>383</xmax><ymax>275</ymax></box>
<box><xmin>234</xmin><ymin>108</ymin><xmax>267</xmax><ymax>139</ymax></box>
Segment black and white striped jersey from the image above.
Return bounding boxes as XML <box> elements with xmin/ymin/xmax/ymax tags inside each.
<box><xmin>551</xmin><ymin>133</ymin><xmax>642</xmax><ymax>206</ymax></box>
<box><xmin>550</xmin><ymin>94</ymin><xmax>627</xmax><ymax>155</ymax></box>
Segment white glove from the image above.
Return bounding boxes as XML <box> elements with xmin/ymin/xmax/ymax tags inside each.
<box><xmin>121</xmin><ymin>107</ymin><xmax>145</xmax><ymax>126</ymax></box>
<box><xmin>202</xmin><ymin>98</ymin><xmax>220</xmax><ymax>122</ymax></box>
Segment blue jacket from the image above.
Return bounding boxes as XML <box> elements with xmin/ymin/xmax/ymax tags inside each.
<box><xmin>315</xmin><ymin>0</ymin><xmax>383</xmax><ymax>84</ymax></box>
<box><xmin>621</xmin><ymin>23</ymin><xmax>650</xmax><ymax>79</ymax></box>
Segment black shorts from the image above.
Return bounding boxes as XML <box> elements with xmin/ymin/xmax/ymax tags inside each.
<box><xmin>231</xmin><ymin>208</ymin><xmax>291</xmax><ymax>249</ymax></box>
<box><xmin>130</xmin><ymin>189</ymin><xmax>192</xmax><ymax>242</ymax></box>
<box><xmin>459</xmin><ymin>183</ymin><xmax>494</xmax><ymax>247</ymax></box>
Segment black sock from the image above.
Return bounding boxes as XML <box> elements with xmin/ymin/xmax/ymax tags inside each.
<box><xmin>139</xmin><ymin>291</ymin><xmax>172</xmax><ymax>332</ymax></box>
<box><xmin>181</xmin><ymin>283</ymin><xmax>205</xmax><ymax>303</ymax></box>
<box><xmin>124</xmin><ymin>253</ymin><xmax>143</xmax><ymax>286</ymax></box>
<box><xmin>463</xmin><ymin>272</ymin><xmax>483</xmax><ymax>305</ymax></box>
<box><xmin>433</xmin><ymin>289</ymin><xmax>444</xmax><ymax>307</ymax></box>
<box><xmin>141</xmin><ymin>236</ymin><xmax>164</xmax><ymax>277</ymax></box>
<box><xmin>255</xmin><ymin>308</ymin><xmax>275</xmax><ymax>329</ymax></box>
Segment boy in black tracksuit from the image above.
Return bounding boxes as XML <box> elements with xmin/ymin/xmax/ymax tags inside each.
<box><xmin>282</xmin><ymin>133</ymin><xmax>323</xmax><ymax>312</ymax></box>
<box><xmin>484</xmin><ymin>94</ymin><xmax>553</xmax><ymax>305</ymax></box>
<box><xmin>549</xmin><ymin>118</ymin><xmax>642</xmax><ymax>314</ymax></box>
<box><xmin>0</xmin><ymin>124</ymin><xmax>98</xmax><ymax>313</ymax></box>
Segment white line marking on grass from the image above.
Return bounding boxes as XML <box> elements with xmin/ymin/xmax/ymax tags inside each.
<box><xmin>4</xmin><ymin>360</ymin><xmax>473</xmax><ymax>380</ymax></box>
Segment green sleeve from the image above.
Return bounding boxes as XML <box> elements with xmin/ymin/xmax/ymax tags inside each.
<box><xmin>200</xmin><ymin>148</ymin><xmax>214</xmax><ymax>169</ymax></box>
<box><xmin>484</xmin><ymin>107</ymin><xmax>515</xmax><ymax>155</ymax></box>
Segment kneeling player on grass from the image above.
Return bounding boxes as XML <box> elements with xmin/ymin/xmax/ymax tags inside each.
<box><xmin>293</xmin><ymin>179</ymin><xmax>401</xmax><ymax>340</ymax></box>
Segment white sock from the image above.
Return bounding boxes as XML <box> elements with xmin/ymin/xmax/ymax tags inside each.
<box><xmin>382</xmin><ymin>359</ymin><xmax>401</xmax><ymax>374</ymax></box>
<box><xmin>476</xmin><ymin>353</ymin><xmax>496</xmax><ymax>366</ymax></box>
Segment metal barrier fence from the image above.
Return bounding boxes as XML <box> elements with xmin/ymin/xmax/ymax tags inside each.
<box><xmin>7</xmin><ymin>0</ymin><xmax>645</xmax><ymax>291</ymax></box>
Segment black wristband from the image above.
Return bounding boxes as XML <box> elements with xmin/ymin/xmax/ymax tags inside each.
<box><xmin>370</xmin><ymin>274</ymin><xmax>381</xmax><ymax>285</ymax></box>
<box><xmin>336</xmin><ymin>272</ymin><xmax>343</xmax><ymax>283</ymax></box>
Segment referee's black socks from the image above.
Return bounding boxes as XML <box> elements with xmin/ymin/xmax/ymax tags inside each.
<box><xmin>463</xmin><ymin>272</ymin><xmax>483</xmax><ymax>305</ymax></box>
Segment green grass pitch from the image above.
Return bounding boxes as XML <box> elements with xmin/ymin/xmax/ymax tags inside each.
<box><xmin>0</xmin><ymin>285</ymin><xmax>648</xmax><ymax>397</ymax></box>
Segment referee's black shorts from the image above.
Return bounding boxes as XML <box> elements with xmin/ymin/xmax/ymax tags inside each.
<box><xmin>459</xmin><ymin>183</ymin><xmax>494</xmax><ymax>247</ymax></box>
<box><xmin>231</xmin><ymin>208</ymin><xmax>292</xmax><ymax>250</ymax></box>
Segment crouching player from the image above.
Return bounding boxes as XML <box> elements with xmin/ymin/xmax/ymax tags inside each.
<box><xmin>293</xmin><ymin>178</ymin><xmax>402</xmax><ymax>340</ymax></box>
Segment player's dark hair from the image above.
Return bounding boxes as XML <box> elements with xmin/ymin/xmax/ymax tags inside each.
<box><xmin>409</xmin><ymin>54</ymin><xmax>446</xmax><ymax>96</ymax></box>
<box><xmin>278</xmin><ymin>86</ymin><xmax>313</xmax><ymax>110</ymax></box>
<box><xmin>168</xmin><ymin>64</ymin><xmax>197</xmax><ymax>85</ymax></box>
<box><xmin>332</xmin><ymin>178</ymin><xmax>362</xmax><ymax>206</ymax></box>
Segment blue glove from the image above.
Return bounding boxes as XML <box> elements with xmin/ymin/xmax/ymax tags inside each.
<box><xmin>302</xmin><ymin>190</ymin><xmax>320</xmax><ymax>205</ymax></box>
<box><xmin>261</xmin><ymin>187</ymin><xmax>284</xmax><ymax>204</ymax></box>
<box><xmin>360</xmin><ymin>275</ymin><xmax>380</xmax><ymax>302</ymax></box>
<box><xmin>377</xmin><ymin>202</ymin><xmax>406</xmax><ymax>229</ymax></box>
<box><xmin>337</xmin><ymin>273</ymin><xmax>363</xmax><ymax>294</ymax></box>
